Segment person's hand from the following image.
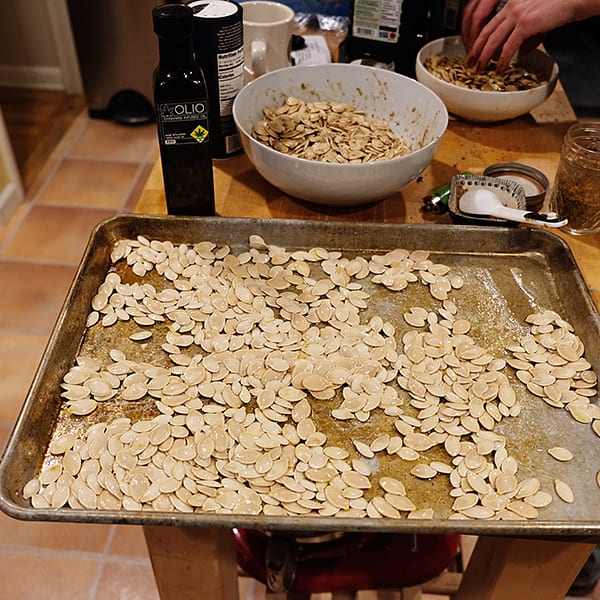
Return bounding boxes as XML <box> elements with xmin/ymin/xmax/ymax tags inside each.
<box><xmin>461</xmin><ymin>0</ymin><xmax>579</xmax><ymax>70</ymax></box>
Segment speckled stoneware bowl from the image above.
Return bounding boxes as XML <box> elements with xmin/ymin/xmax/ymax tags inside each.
<box><xmin>415</xmin><ymin>36</ymin><xmax>559</xmax><ymax>122</ymax></box>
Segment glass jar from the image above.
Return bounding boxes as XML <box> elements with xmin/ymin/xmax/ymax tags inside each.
<box><xmin>550</xmin><ymin>122</ymin><xmax>600</xmax><ymax>235</ymax></box>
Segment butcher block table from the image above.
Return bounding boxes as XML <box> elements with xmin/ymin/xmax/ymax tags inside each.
<box><xmin>135</xmin><ymin>85</ymin><xmax>600</xmax><ymax>600</ymax></box>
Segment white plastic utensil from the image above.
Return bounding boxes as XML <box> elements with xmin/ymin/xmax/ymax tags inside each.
<box><xmin>459</xmin><ymin>188</ymin><xmax>567</xmax><ymax>228</ymax></box>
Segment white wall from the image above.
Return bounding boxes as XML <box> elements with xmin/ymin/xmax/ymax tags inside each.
<box><xmin>0</xmin><ymin>0</ymin><xmax>82</xmax><ymax>221</ymax></box>
<box><xmin>0</xmin><ymin>0</ymin><xmax>81</xmax><ymax>92</ymax></box>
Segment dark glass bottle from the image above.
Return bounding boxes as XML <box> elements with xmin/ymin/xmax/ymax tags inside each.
<box><xmin>339</xmin><ymin>0</ymin><xmax>443</xmax><ymax>78</ymax></box>
<box><xmin>440</xmin><ymin>0</ymin><xmax>467</xmax><ymax>36</ymax></box>
<box><xmin>153</xmin><ymin>4</ymin><xmax>215</xmax><ymax>216</ymax></box>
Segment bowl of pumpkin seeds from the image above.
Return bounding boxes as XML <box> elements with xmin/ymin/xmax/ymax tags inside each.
<box><xmin>232</xmin><ymin>63</ymin><xmax>448</xmax><ymax>206</ymax></box>
<box><xmin>415</xmin><ymin>36</ymin><xmax>559</xmax><ymax>122</ymax></box>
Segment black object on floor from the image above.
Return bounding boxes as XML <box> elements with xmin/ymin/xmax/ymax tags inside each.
<box><xmin>569</xmin><ymin>546</ymin><xmax>600</xmax><ymax>597</ymax></box>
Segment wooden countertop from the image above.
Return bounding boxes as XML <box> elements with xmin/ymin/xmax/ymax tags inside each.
<box><xmin>136</xmin><ymin>83</ymin><xmax>600</xmax><ymax>309</ymax></box>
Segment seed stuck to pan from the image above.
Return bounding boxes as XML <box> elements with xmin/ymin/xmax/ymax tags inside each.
<box><xmin>554</xmin><ymin>479</ymin><xmax>574</xmax><ymax>503</ymax></box>
<box><xmin>547</xmin><ymin>447</ymin><xmax>573</xmax><ymax>462</ymax></box>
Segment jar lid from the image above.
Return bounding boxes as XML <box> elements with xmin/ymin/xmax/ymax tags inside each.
<box><xmin>483</xmin><ymin>162</ymin><xmax>549</xmax><ymax>211</ymax></box>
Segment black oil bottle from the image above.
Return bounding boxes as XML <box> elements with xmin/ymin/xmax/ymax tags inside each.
<box><xmin>339</xmin><ymin>0</ymin><xmax>443</xmax><ymax>77</ymax></box>
<box><xmin>153</xmin><ymin>3</ymin><xmax>216</xmax><ymax>216</ymax></box>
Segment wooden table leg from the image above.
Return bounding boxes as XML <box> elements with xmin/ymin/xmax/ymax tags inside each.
<box><xmin>454</xmin><ymin>536</ymin><xmax>595</xmax><ymax>600</ymax></box>
<box><xmin>143</xmin><ymin>526</ymin><xmax>240</xmax><ymax>600</ymax></box>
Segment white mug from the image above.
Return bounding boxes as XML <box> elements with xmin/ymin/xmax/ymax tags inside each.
<box><xmin>241</xmin><ymin>1</ymin><xmax>294</xmax><ymax>81</ymax></box>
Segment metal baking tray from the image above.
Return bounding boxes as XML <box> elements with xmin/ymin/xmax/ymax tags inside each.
<box><xmin>1</xmin><ymin>215</ymin><xmax>599</xmax><ymax>538</ymax></box>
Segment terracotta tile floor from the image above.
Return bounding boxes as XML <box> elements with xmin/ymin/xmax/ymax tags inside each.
<box><xmin>0</xmin><ymin>112</ymin><xmax>165</xmax><ymax>600</ymax></box>
<box><xmin>0</xmin><ymin>111</ymin><xmax>276</xmax><ymax>600</ymax></box>
<box><xmin>0</xmin><ymin>112</ymin><xmax>596</xmax><ymax>600</ymax></box>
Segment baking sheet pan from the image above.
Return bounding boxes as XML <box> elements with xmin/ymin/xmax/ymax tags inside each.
<box><xmin>1</xmin><ymin>215</ymin><xmax>599</xmax><ymax>538</ymax></box>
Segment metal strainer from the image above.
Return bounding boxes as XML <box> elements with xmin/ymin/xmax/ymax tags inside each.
<box><xmin>449</xmin><ymin>174</ymin><xmax>566</xmax><ymax>227</ymax></box>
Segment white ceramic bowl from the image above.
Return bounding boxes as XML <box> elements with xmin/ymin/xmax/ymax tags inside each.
<box><xmin>232</xmin><ymin>64</ymin><xmax>448</xmax><ymax>206</ymax></box>
<box><xmin>415</xmin><ymin>36</ymin><xmax>559</xmax><ymax>122</ymax></box>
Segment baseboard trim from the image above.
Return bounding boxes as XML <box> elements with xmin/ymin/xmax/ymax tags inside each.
<box><xmin>0</xmin><ymin>182</ymin><xmax>24</xmax><ymax>225</ymax></box>
<box><xmin>0</xmin><ymin>64</ymin><xmax>64</xmax><ymax>91</ymax></box>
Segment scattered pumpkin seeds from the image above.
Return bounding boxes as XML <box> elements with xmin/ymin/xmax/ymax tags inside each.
<box><xmin>24</xmin><ymin>235</ymin><xmax>599</xmax><ymax>523</ymax></box>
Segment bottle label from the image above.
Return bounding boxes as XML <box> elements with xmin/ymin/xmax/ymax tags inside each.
<box><xmin>352</xmin><ymin>0</ymin><xmax>403</xmax><ymax>44</ymax></box>
<box><xmin>443</xmin><ymin>0</ymin><xmax>464</xmax><ymax>33</ymax></box>
<box><xmin>190</xmin><ymin>0</ymin><xmax>245</xmax><ymax>157</ymax></box>
<box><xmin>156</xmin><ymin>101</ymin><xmax>210</xmax><ymax>146</ymax></box>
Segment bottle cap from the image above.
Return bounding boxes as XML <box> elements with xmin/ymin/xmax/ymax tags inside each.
<box><xmin>483</xmin><ymin>162</ymin><xmax>549</xmax><ymax>212</ymax></box>
<box><xmin>153</xmin><ymin>4</ymin><xmax>194</xmax><ymax>39</ymax></box>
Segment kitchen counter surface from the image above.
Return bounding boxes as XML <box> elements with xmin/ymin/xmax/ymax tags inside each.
<box><xmin>136</xmin><ymin>82</ymin><xmax>599</xmax><ymax>307</ymax></box>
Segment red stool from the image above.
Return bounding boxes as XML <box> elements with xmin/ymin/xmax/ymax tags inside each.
<box><xmin>235</xmin><ymin>529</ymin><xmax>461</xmax><ymax>596</ymax></box>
